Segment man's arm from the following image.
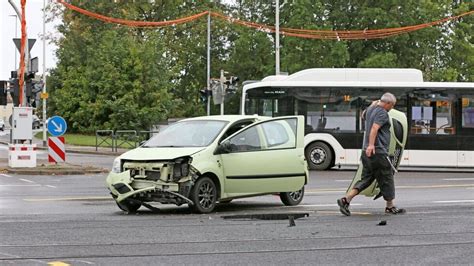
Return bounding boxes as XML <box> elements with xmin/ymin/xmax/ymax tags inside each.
<box><xmin>366</xmin><ymin>123</ymin><xmax>381</xmax><ymax>157</ymax></box>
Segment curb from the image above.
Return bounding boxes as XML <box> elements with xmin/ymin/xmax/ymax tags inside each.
<box><xmin>0</xmin><ymin>167</ymin><xmax>109</xmax><ymax>175</ymax></box>
<box><xmin>0</xmin><ymin>141</ymin><xmax>129</xmax><ymax>156</ymax></box>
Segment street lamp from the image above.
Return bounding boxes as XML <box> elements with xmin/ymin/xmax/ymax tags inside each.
<box><xmin>8</xmin><ymin>14</ymin><xmax>18</xmax><ymax>69</ymax></box>
<box><xmin>275</xmin><ymin>0</ymin><xmax>280</xmax><ymax>75</ymax></box>
<box><xmin>42</xmin><ymin>0</ymin><xmax>48</xmax><ymax>146</ymax></box>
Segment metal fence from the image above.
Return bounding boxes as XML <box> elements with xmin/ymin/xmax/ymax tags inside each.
<box><xmin>95</xmin><ymin>130</ymin><xmax>159</xmax><ymax>152</ymax></box>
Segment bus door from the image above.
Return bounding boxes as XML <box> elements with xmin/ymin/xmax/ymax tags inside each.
<box><xmin>407</xmin><ymin>90</ymin><xmax>457</xmax><ymax>167</ymax></box>
<box><xmin>458</xmin><ymin>95</ymin><xmax>474</xmax><ymax>167</ymax></box>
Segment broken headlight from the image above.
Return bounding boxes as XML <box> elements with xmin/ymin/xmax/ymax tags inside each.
<box><xmin>172</xmin><ymin>157</ymin><xmax>192</xmax><ymax>180</ymax></box>
<box><xmin>111</xmin><ymin>157</ymin><xmax>121</xmax><ymax>173</ymax></box>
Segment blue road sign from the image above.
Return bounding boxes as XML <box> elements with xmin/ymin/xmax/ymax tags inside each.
<box><xmin>47</xmin><ymin>116</ymin><xmax>67</xmax><ymax>137</ymax></box>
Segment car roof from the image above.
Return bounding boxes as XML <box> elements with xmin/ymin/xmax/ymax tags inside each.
<box><xmin>181</xmin><ymin>115</ymin><xmax>268</xmax><ymax>123</ymax></box>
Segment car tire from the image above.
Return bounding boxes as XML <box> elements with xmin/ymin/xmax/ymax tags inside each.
<box><xmin>280</xmin><ymin>187</ymin><xmax>305</xmax><ymax>206</ymax></box>
<box><xmin>305</xmin><ymin>142</ymin><xmax>333</xmax><ymax>170</ymax></box>
<box><xmin>116</xmin><ymin>199</ymin><xmax>141</xmax><ymax>213</ymax></box>
<box><xmin>189</xmin><ymin>176</ymin><xmax>217</xmax><ymax>213</ymax></box>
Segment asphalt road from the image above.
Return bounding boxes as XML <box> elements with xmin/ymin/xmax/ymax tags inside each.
<box><xmin>0</xmin><ymin>169</ymin><xmax>473</xmax><ymax>265</ymax></box>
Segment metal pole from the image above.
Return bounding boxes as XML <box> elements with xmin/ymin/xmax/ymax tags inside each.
<box><xmin>8</xmin><ymin>0</ymin><xmax>29</xmax><ymax>107</ymax></box>
<box><xmin>220</xmin><ymin>69</ymin><xmax>224</xmax><ymax>115</ymax></box>
<box><xmin>275</xmin><ymin>0</ymin><xmax>280</xmax><ymax>75</ymax></box>
<box><xmin>9</xmin><ymin>15</ymin><xmax>18</xmax><ymax>69</ymax></box>
<box><xmin>42</xmin><ymin>0</ymin><xmax>47</xmax><ymax>146</ymax></box>
<box><xmin>206</xmin><ymin>12</ymin><xmax>211</xmax><ymax>116</ymax></box>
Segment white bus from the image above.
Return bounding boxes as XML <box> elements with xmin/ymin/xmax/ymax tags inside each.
<box><xmin>241</xmin><ymin>68</ymin><xmax>474</xmax><ymax>170</ymax></box>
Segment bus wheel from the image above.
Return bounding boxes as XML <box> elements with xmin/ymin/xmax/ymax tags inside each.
<box><xmin>306</xmin><ymin>142</ymin><xmax>333</xmax><ymax>170</ymax></box>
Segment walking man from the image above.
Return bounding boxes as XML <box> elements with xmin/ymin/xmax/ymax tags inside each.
<box><xmin>337</xmin><ymin>92</ymin><xmax>406</xmax><ymax>216</ymax></box>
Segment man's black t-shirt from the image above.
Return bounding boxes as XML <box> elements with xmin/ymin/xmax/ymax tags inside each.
<box><xmin>363</xmin><ymin>105</ymin><xmax>391</xmax><ymax>155</ymax></box>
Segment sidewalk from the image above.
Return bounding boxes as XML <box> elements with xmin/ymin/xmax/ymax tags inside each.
<box><xmin>0</xmin><ymin>137</ymin><xmax>131</xmax><ymax>175</ymax></box>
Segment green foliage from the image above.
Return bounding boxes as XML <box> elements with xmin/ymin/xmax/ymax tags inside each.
<box><xmin>48</xmin><ymin>0</ymin><xmax>473</xmax><ymax>133</ymax></box>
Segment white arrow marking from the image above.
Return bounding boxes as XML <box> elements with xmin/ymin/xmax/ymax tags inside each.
<box><xmin>51</xmin><ymin>120</ymin><xmax>63</xmax><ymax>133</ymax></box>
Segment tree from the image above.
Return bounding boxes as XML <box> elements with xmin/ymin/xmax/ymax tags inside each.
<box><xmin>47</xmin><ymin>0</ymin><xmax>473</xmax><ymax>134</ymax></box>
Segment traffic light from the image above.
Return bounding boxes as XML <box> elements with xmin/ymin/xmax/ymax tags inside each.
<box><xmin>199</xmin><ymin>89</ymin><xmax>211</xmax><ymax>103</ymax></box>
<box><xmin>25</xmin><ymin>72</ymin><xmax>35</xmax><ymax>106</ymax></box>
<box><xmin>226</xmin><ymin>76</ymin><xmax>240</xmax><ymax>94</ymax></box>
<box><xmin>10</xmin><ymin>78</ymin><xmax>20</xmax><ymax>106</ymax></box>
<box><xmin>0</xmin><ymin>81</ymin><xmax>7</xmax><ymax>106</ymax></box>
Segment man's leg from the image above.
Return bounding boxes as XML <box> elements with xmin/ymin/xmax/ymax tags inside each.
<box><xmin>337</xmin><ymin>154</ymin><xmax>375</xmax><ymax>216</ymax></box>
<box><xmin>373</xmin><ymin>155</ymin><xmax>405</xmax><ymax>214</ymax></box>
<box><xmin>349</xmin><ymin>154</ymin><xmax>376</xmax><ymax>201</ymax></box>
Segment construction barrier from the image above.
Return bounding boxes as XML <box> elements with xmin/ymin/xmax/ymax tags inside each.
<box><xmin>8</xmin><ymin>144</ymin><xmax>37</xmax><ymax>168</ymax></box>
<box><xmin>48</xmin><ymin>137</ymin><xmax>66</xmax><ymax>163</ymax></box>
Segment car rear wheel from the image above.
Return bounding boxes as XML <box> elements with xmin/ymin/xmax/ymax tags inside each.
<box><xmin>190</xmin><ymin>176</ymin><xmax>217</xmax><ymax>213</ymax></box>
<box><xmin>280</xmin><ymin>187</ymin><xmax>305</xmax><ymax>206</ymax></box>
<box><xmin>305</xmin><ymin>142</ymin><xmax>333</xmax><ymax>170</ymax></box>
<box><xmin>116</xmin><ymin>199</ymin><xmax>141</xmax><ymax>213</ymax></box>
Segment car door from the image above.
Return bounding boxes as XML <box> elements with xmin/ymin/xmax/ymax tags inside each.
<box><xmin>218</xmin><ymin>116</ymin><xmax>306</xmax><ymax>195</ymax></box>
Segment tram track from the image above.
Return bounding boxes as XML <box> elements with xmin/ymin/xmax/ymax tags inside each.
<box><xmin>1</xmin><ymin>240</ymin><xmax>473</xmax><ymax>261</ymax></box>
<box><xmin>0</xmin><ymin>230</ymin><xmax>473</xmax><ymax>248</ymax></box>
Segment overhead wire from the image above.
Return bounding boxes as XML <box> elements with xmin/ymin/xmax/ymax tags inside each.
<box><xmin>55</xmin><ymin>0</ymin><xmax>473</xmax><ymax>40</ymax></box>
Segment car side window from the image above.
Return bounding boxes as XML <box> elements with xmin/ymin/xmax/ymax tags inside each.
<box><xmin>226</xmin><ymin>118</ymin><xmax>297</xmax><ymax>153</ymax></box>
<box><xmin>228</xmin><ymin>126</ymin><xmax>262</xmax><ymax>152</ymax></box>
<box><xmin>261</xmin><ymin>119</ymin><xmax>296</xmax><ymax>149</ymax></box>
<box><xmin>220</xmin><ymin>120</ymin><xmax>255</xmax><ymax>142</ymax></box>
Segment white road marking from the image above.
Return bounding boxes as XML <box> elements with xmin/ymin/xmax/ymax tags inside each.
<box><xmin>303</xmin><ymin>203</ymin><xmax>363</xmax><ymax>207</ymax></box>
<box><xmin>334</xmin><ymin>179</ymin><xmax>352</xmax><ymax>182</ymax></box>
<box><xmin>443</xmin><ymin>178</ymin><xmax>474</xmax><ymax>181</ymax></box>
<box><xmin>433</xmin><ymin>200</ymin><xmax>474</xmax><ymax>204</ymax></box>
<box><xmin>0</xmin><ymin>184</ymin><xmax>41</xmax><ymax>187</ymax></box>
<box><xmin>0</xmin><ymin>173</ymin><xmax>12</xmax><ymax>178</ymax></box>
<box><xmin>306</xmin><ymin>191</ymin><xmax>346</xmax><ymax>195</ymax></box>
<box><xmin>45</xmin><ymin>185</ymin><xmax>57</xmax><ymax>188</ymax></box>
<box><xmin>20</xmin><ymin>178</ymin><xmax>35</xmax><ymax>183</ymax></box>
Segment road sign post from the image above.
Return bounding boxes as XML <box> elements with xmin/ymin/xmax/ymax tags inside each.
<box><xmin>47</xmin><ymin>116</ymin><xmax>67</xmax><ymax>164</ymax></box>
<box><xmin>47</xmin><ymin>116</ymin><xmax>67</xmax><ymax>137</ymax></box>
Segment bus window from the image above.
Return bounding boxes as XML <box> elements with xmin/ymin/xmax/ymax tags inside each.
<box><xmin>462</xmin><ymin>96</ymin><xmax>474</xmax><ymax>128</ymax></box>
<box><xmin>296</xmin><ymin>88</ymin><xmax>358</xmax><ymax>133</ymax></box>
<box><xmin>410</xmin><ymin>93</ymin><xmax>455</xmax><ymax>135</ymax></box>
<box><xmin>260</xmin><ymin>99</ymin><xmax>273</xmax><ymax>116</ymax></box>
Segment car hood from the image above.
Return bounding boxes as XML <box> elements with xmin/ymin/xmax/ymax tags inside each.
<box><xmin>119</xmin><ymin>147</ymin><xmax>206</xmax><ymax>161</ymax></box>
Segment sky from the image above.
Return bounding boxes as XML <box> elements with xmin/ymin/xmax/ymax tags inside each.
<box><xmin>0</xmin><ymin>0</ymin><xmax>59</xmax><ymax>81</ymax></box>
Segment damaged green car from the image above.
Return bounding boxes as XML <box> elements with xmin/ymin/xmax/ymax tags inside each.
<box><xmin>106</xmin><ymin>115</ymin><xmax>308</xmax><ymax>213</ymax></box>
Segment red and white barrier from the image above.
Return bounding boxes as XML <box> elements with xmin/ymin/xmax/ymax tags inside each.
<box><xmin>48</xmin><ymin>137</ymin><xmax>66</xmax><ymax>163</ymax></box>
<box><xmin>8</xmin><ymin>144</ymin><xmax>37</xmax><ymax>168</ymax></box>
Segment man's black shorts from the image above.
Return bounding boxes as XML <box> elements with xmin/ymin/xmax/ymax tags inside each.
<box><xmin>353</xmin><ymin>153</ymin><xmax>395</xmax><ymax>201</ymax></box>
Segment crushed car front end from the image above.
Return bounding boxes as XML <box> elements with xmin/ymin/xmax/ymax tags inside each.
<box><xmin>106</xmin><ymin>155</ymin><xmax>201</xmax><ymax>209</ymax></box>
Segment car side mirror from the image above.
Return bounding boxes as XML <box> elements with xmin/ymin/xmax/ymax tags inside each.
<box><xmin>215</xmin><ymin>141</ymin><xmax>232</xmax><ymax>155</ymax></box>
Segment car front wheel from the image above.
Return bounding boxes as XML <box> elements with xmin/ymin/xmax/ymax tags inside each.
<box><xmin>116</xmin><ymin>199</ymin><xmax>141</xmax><ymax>213</ymax></box>
<box><xmin>190</xmin><ymin>176</ymin><xmax>217</xmax><ymax>213</ymax></box>
<box><xmin>280</xmin><ymin>187</ymin><xmax>305</xmax><ymax>206</ymax></box>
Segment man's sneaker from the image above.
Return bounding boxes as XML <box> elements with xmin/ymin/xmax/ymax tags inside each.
<box><xmin>337</xmin><ymin>197</ymin><xmax>351</xmax><ymax>216</ymax></box>
<box><xmin>385</xmin><ymin>206</ymin><xmax>406</xmax><ymax>215</ymax></box>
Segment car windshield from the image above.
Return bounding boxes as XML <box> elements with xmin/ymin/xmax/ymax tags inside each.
<box><xmin>143</xmin><ymin>120</ymin><xmax>228</xmax><ymax>147</ymax></box>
